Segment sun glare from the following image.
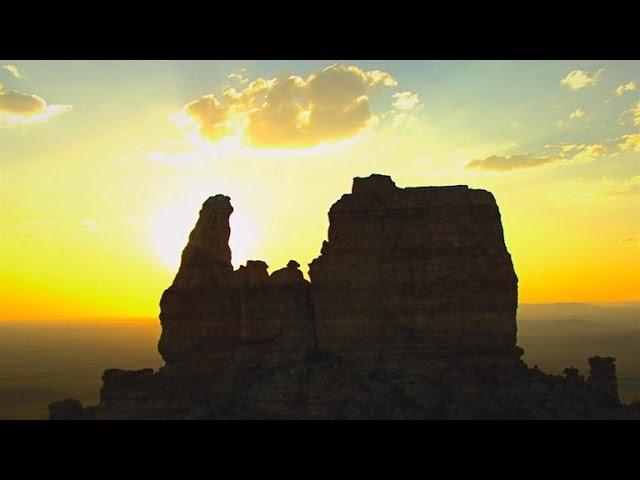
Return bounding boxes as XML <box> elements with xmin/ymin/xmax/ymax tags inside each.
<box><xmin>149</xmin><ymin>199</ymin><xmax>261</xmax><ymax>271</ymax></box>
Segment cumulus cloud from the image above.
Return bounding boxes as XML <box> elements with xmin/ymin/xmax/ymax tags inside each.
<box><xmin>181</xmin><ymin>64</ymin><xmax>397</xmax><ymax>148</ymax></box>
<box><xmin>619</xmin><ymin>132</ymin><xmax>640</xmax><ymax>152</ymax></box>
<box><xmin>392</xmin><ymin>91</ymin><xmax>420</xmax><ymax>111</ymax></box>
<box><xmin>0</xmin><ymin>87</ymin><xmax>72</xmax><ymax>126</ymax></box>
<box><xmin>569</xmin><ymin>108</ymin><xmax>585</xmax><ymax>119</ymax></box>
<box><xmin>467</xmin><ymin>144</ymin><xmax>607</xmax><ymax>171</ymax></box>
<box><xmin>183</xmin><ymin>95</ymin><xmax>231</xmax><ymax>140</ymax></box>
<box><xmin>633</xmin><ymin>101</ymin><xmax>640</xmax><ymax>126</ymax></box>
<box><xmin>615</xmin><ymin>81</ymin><xmax>636</xmax><ymax>96</ymax></box>
<box><xmin>2</xmin><ymin>64</ymin><xmax>21</xmax><ymax>78</ymax></box>
<box><xmin>561</xmin><ymin>69</ymin><xmax>604</xmax><ymax>90</ymax></box>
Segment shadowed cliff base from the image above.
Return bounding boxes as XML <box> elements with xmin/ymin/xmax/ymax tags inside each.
<box><xmin>49</xmin><ymin>174</ymin><xmax>640</xmax><ymax>419</ymax></box>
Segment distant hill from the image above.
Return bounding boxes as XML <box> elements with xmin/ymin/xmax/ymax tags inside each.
<box><xmin>517</xmin><ymin>302</ymin><xmax>640</xmax><ymax>403</ymax></box>
<box><xmin>518</xmin><ymin>302</ymin><xmax>640</xmax><ymax>333</ymax></box>
<box><xmin>519</xmin><ymin>302</ymin><xmax>604</xmax><ymax>317</ymax></box>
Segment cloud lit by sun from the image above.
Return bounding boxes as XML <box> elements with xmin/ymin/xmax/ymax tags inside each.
<box><xmin>176</xmin><ymin>64</ymin><xmax>397</xmax><ymax>149</ymax></box>
<box><xmin>0</xmin><ymin>83</ymin><xmax>72</xmax><ymax>127</ymax></box>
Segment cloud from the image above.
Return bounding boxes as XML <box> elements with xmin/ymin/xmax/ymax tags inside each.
<box><xmin>466</xmin><ymin>154</ymin><xmax>561</xmax><ymax>171</ymax></box>
<box><xmin>548</xmin><ymin>143</ymin><xmax>608</xmax><ymax>161</ymax></box>
<box><xmin>183</xmin><ymin>95</ymin><xmax>231</xmax><ymax>140</ymax></box>
<box><xmin>601</xmin><ymin>176</ymin><xmax>640</xmax><ymax>196</ymax></box>
<box><xmin>467</xmin><ymin>144</ymin><xmax>607</xmax><ymax>171</ymax></box>
<box><xmin>568</xmin><ymin>144</ymin><xmax>607</xmax><ymax>162</ymax></box>
<box><xmin>391</xmin><ymin>112</ymin><xmax>418</xmax><ymax>128</ymax></box>
<box><xmin>569</xmin><ymin>108</ymin><xmax>585</xmax><ymax>119</ymax></box>
<box><xmin>227</xmin><ymin>69</ymin><xmax>249</xmax><ymax>84</ymax></box>
<box><xmin>181</xmin><ymin>64</ymin><xmax>397</xmax><ymax>148</ymax></box>
<box><xmin>0</xmin><ymin>90</ymin><xmax>46</xmax><ymax>114</ymax></box>
<box><xmin>560</xmin><ymin>69</ymin><xmax>604</xmax><ymax>90</ymax></box>
<box><xmin>392</xmin><ymin>91</ymin><xmax>420</xmax><ymax>111</ymax></box>
<box><xmin>615</xmin><ymin>81</ymin><xmax>636</xmax><ymax>96</ymax></box>
<box><xmin>0</xmin><ymin>87</ymin><xmax>72</xmax><ymax>126</ymax></box>
<box><xmin>617</xmin><ymin>101</ymin><xmax>640</xmax><ymax>126</ymax></box>
<box><xmin>619</xmin><ymin>132</ymin><xmax>640</xmax><ymax>152</ymax></box>
<box><xmin>2</xmin><ymin>64</ymin><xmax>21</xmax><ymax>78</ymax></box>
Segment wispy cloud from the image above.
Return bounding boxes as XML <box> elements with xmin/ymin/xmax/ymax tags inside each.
<box><xmin>569</xmin><ymin>108</ymin><xmax>585</xmax><ymax>119</ymax></box>
<box><xmin>600</xmin><ymin>176</ymin><xmax>640</xmax><ymax>196</ymax></box>
<box><xmin>467</xmin><ymin>143</ymin><xmax>607</xmax><ymax>172</ymax></box>
<box><xmin>615</xmin><ymin>81</ymin><xmax>636</xmax><ymax>96</ymax></box>
<box><xmin>392</xmin><ymin>91</ymin><xmax>421</xmax><ymax>111</ymax></box>
<box><xmin>619</xmin><ymin>132</ymin><xmax>640</xmax><ymax>152</ymax></box>
<box><xmin>466</xmin><ymin>154</ymin><xmax>561</xmax><ymax>171</ymax></box>
<box><xmin>2</xmin><ymin>64</ymin><xmax>21</xmax><ymax>79</ymax></box>
<box><xmin>561</xmin><ymin>69</ymin><xmax>604</xmax><ymax>90</ymax></box>
<box><xmin>227</xmin><ymin>69</ymin><xmax>249</xmax><ymax>85</ymax></box>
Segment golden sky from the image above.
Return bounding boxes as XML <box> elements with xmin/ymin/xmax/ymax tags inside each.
<box><xmin>1</xmin><ymin>61</ymin><xmax>639</xmax><ymax>320</ymax></box>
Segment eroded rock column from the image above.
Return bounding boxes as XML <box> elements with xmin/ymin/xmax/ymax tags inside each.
<box><xmin>158</xmin><ymin>195</ymin><xmax>240</xmax><ymax>367</ymax></box>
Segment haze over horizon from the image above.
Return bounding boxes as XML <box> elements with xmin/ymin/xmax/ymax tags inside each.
<box><xmin>1</xmin><ymin>60</ymin><xmax>639</xmax><ymax>321</ymax></box>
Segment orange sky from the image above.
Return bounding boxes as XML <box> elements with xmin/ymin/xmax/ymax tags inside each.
<box><xmin>1</xmin><ymin>60</ymin><xmax>638</xmax><ymax>320</ymax></box>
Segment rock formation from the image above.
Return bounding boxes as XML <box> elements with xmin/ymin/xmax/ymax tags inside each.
<box><xmin>309</xmin><ymin>174</ymin><xmax>518</xmax><ymax>357</ymax></box>
<box><xmin>158</xmin><ymin>195</ymin><xmax>239</xmax><ymax>367</ymax></box>
<box><xmin>48</xmin><ymin>174</ymin><xmax>637</xmax><ymax>420</ymax></box>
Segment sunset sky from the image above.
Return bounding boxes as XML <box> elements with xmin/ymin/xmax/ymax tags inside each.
<box><xmin>1</xmin><ymin>60</ymin><xmax>639</xmax><ymax>321</ymax></box>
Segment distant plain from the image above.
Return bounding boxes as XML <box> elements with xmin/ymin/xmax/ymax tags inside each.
<box><xmin>1</xmin><ymin>302</ymin><xmax>638</xmax><ymax>419</ymax></box>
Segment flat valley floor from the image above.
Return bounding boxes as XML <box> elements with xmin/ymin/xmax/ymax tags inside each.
<box><xmin>1</xmin><ymin>302</ymin><xmax>639</xmax><ymax>420</ymax></box>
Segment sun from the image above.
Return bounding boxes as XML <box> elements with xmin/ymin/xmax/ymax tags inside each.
<box><xmin>149</xmin><ymin>199</ymin><xmax>260</xmax><ymax>271</ymax></box>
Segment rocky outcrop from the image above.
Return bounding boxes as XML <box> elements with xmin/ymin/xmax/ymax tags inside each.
<box><xmin>309</xmin><ymin>174</ymin><xmax>518</xmax><ymax>358</ymax></box>
<box><xmin>158</xmin><ymin>195</ymin><xmax>239</xmax><ymax>368</ymax></box>
<box><xmin>157</xmin><ymin>194</ymin><xmax>315</xmax><ymax>375</ymax></box>
<box><xmin>586</xmin><ymin>356</ymin><xmax>620</xmax><ymax>407</ymax></box>
<box><xmin>48</xmin><ymin>398</ymin><xmax>85</xmax><ymax>420</ymax></box>
<box><xmin>49</xmin><ymin>174</ymin><xmax>637</xmax><ymax>420</ymax></box>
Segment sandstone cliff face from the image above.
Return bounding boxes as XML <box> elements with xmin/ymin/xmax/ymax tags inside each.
<box><xmin>309</xmin><ymin>174</ymin><xmax>518</xmax><ymax>358</ymax></box>
<box><xmin>48</xmin><ymin>174</ymin><xmax>633</xmax><ymax>420</ymax></box>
